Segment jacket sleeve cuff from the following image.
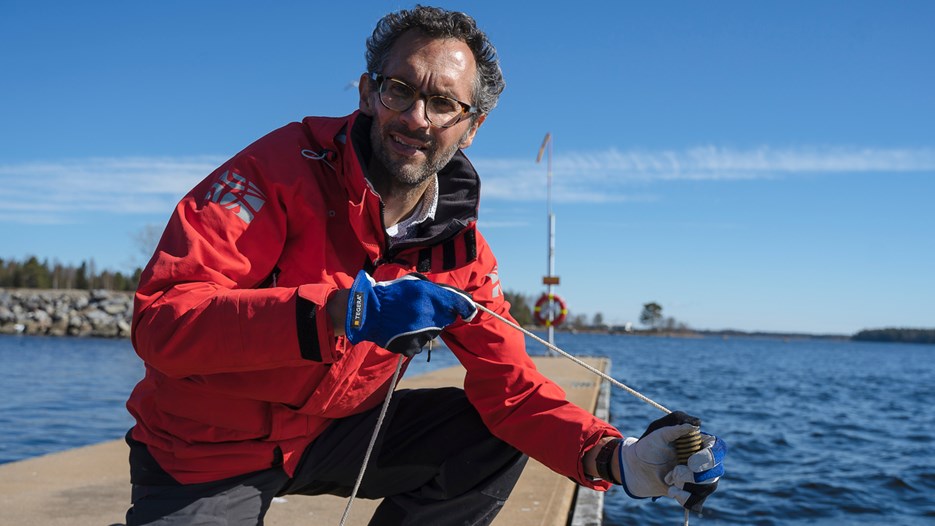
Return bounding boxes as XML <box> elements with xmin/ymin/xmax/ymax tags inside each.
<box><xmin>577</xmin><ymin>428</ymin><xmax>622</xmax><ymax>490</ymax></box>
<box><xmin>295</xmin><ymin>285</ymin><xmax>338</xmax><ymax>363</ymax></box>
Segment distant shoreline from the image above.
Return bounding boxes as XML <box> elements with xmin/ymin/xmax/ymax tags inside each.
<box><xmin>0</xmin><ymin>288</ymin><xmax>132</xmax><ymax>338</ymax></box>
<box><xmin>565</xmin><ymin>326</ymin><xmax>853</xmax><ymax>341</ymax></box>
<box><xmin>1</xmin><ymin>288</ymin><xmax>931</xmax><ymax>345</ymax></box>
<box><xmin>556</xmin><ymin>326</ymin><xmax>933</xmax><ymax>345</ymax></box>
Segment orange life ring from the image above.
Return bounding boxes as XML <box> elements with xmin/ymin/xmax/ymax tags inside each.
<box><xmin>533</xmin><ymin>293</ymin><xmax>567</xmax><ymax>327</ymax></box>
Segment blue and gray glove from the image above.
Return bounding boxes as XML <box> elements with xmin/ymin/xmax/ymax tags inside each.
<box><xmin>345</xmin><ymin>270</ymin><xmax>477</xmax><ymax>357</ymax></box>
<box><xmin>617</xmin><ymin>411</ymin><xmax>727</xmax><ymax>513</ymax></box>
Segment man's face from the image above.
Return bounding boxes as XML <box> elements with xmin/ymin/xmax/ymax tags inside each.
<box><xmin>360</xmin><ymin>31</ymin><xmax>485</xmax><ymax>189</ymax></box>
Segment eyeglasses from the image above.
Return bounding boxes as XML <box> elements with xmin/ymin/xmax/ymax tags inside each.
<box><xmin>369</xmin><ymin>73</ymin><xmax>478</xmax><ymax>128</ymax></box>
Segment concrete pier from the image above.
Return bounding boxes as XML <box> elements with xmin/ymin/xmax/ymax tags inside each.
<box><xmin>0</xmin><ymin>356</ymin><xmax>609</xmax><ymax>526</ymax></box>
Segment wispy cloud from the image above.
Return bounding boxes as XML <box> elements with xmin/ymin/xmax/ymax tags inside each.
<box><xmin>1</xmin><ymin>146</ymin><xmax>933</xmax><ymax>224</ymax></box>
<box><xmin>475</xmin><ymin>145</ymin><xmax>935</xmax><ymax>201</ymax></box>
<box><xmin>0</xmin><ymin>156</ymin><xmax>223</xmax><ymax>224</ymax></box>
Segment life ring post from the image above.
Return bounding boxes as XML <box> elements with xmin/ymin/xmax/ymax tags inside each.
<box><xmin>533</xmin><ymin>292</ymin><xmax>568</xmax><ymax>328</ymax></box>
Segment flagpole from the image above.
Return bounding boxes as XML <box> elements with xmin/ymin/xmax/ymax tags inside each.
<box><xmin>537</xmin><ymin>133</ymin><xmax>557</xmax><ymax>350</ymax></box>
<box><xmin>547</xmin><ymin>136</ymin><xmax>555</xmax><ymax>348</ymax></box>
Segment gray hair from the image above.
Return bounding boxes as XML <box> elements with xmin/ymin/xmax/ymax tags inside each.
<box><xmin>365</xmin><ymin>5</ymin><xmax>505</xmax><ymax>116</ymax></box>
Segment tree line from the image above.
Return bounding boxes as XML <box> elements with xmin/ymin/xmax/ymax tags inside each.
<box><xmin>501</xmin><ymin>290</ymin><xmax>603</xmax><ymax>329</ymax></box>
<box><xmin>0</xmin><ymin>256</ymin><xmax>141</xmax><ymax>292</ymax></box>
<box><xmin>852</xmin><ymin>328</ymin><xmax>935</xmax><ymax>344</ymax></box>
<box><xmin>502</xmin><ymin>291</ymin><xmax>686</xmax><ymax>332</ymax></box>
<box><xmin>4</xmin><ymin>250</ymin><xmax>929</xmax><ymax>342</ymax></box>
<box><xmin>0</xmin><ymin>255</ymin><xmax>677</xmax><ymax>331</ymax></box>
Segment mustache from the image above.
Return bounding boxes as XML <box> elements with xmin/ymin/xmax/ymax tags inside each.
<box><xmin>387</xmin><ymin>125</ymin><xmax>434</xmax><ymax>146</ymax></box>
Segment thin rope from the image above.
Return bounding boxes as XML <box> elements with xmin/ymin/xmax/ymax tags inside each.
<box><xmin>338</xmin><ymin>354</ymin><xmax>405</xmax><ymax>526</ymax></box>
<box><xmin>474</xmin><ymin>304</ymin><xmax>671</xmax><ymax>414</ymax></box>
<box><xmin>474</xmin><ymin>303</ymin><xmax>694</xmax><ymax>526</ymax></box>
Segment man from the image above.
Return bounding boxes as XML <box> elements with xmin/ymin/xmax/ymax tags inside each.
<box><xmin>125</xmin><ymin>6</ymin><xmax>725</xmax><ymax>525</ymax></box>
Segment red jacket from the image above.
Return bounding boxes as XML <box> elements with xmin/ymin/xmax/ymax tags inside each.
<box><xmin>127</xmin><ymin>111</ymin><xmax>619</xmax><ymax>488</ymax></box>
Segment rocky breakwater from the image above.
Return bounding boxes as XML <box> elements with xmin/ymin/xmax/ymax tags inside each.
<box><xmin>0</xmin><ymin>289</ymin><xmax>133</xmax><ymax>338</ymax></box>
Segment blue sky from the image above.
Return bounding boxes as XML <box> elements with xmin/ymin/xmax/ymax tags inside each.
<box><xmin>2</xmin><ymin>1</ymin><xmax>933</xmax><ymax>334</ymax></box>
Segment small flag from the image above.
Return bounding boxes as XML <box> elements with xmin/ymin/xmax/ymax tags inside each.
<box><xmin>204</xmin><ymin>170</ymin><xmax>267</xmax><ymax>224</ymax></box>
<box><xmin>536</xmin><ymin>132</ymin><xmax>551</xmax><ymax>163</ymax></box>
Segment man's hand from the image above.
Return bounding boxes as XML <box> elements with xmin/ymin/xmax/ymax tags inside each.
<box><xmin>664</xmin><ymin>431</ymin><xmax>726</xmax><ymax>512</ymax></box>
<box><xmin>344</xmin><ymin>270</ymin><xmax>477</xmax><ymax>356</ymax></box>
<box><xmin>617</xmin><ymin>411</ymin><xmax>727</xmax><ymax>513</ymax></box>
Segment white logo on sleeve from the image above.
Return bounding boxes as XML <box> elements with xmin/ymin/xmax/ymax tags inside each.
<box><xmin>486</xmin><ymin>268</ymin><xmax>502</xmax><ymax>298</ymax></box>
<box><xmin>205</xmin><ymin>170</ymin><xmax>267</xmax><ymax>224</ymax></box>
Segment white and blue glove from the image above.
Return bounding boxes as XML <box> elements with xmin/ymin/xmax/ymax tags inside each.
<box><xmin>345</xmin><ymin>270</ymin><xmax>477</xmax><ymax>357</ymax></box>
<box><xmin>665</xmin><ymin>431</ymin><xmax>726</xmax><ymax>512</ymax></box>
<box><xmin>618</xmin><ymin>411</ymin><xmax>727</xmax><ymax>513</ymax></box>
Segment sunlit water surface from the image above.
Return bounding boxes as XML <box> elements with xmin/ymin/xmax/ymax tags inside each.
<box><xmin>2</xmin><ymin>333</ymin><xmax>933</xmax><ymax>525</ymax></box>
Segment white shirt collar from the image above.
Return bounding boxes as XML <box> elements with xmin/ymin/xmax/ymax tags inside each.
<box><xmin>385</xmin><ymin>174</ymin><xmax>439</xmax><ymax>241</ymax></box>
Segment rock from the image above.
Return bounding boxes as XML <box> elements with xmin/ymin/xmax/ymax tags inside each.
<box><xmin>102</xmin><ymin>301</ymin><xmax>128</xmax><ymax>316</ymax></box>
<box><xmin>0</xmin><ymin>288</ymin><xmax>134</xmax><ymax>339</ymax></box>
<box><xmin>0</xmin><ymin>305</ymin><xmax>13</xmax><ymax>323</ymax></box>
<box><xmin>29</xmin><ymin>309</ymin><xmax>52</xmax><ymax>329</ymax></box>
<box><xmin>90</xmin><ymin>289</ymin><xmax>112</xmax><ymax>302</ymax></box>
<box><xmin>117</xmin><ymin>319</ymin><xmax>132</xmax><ymax>337</ymax></box>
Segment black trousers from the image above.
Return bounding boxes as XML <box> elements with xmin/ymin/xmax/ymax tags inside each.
<box><xmin>126</xmin><ymin>387</ymin><xmax>528</xmax><ymax>526</ymax></box>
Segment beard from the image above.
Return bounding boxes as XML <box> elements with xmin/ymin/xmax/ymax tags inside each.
<box><xmin>369</xmin><ymin>120</ymin><xmax>468</xmax><ymax>189</ymax></box>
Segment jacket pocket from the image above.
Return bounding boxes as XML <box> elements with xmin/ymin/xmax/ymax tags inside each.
<box><xmin>268</xmin><ymin>403</ymin><xmax>311</xmax><ymax>441</ymax></box>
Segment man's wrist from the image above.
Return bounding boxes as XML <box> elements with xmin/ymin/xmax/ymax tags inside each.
<box><xmin>326</xmin><ymin>289</ymin><xmax>349</xmax><ymax>336</ymax></box>
<box><xmin>596</xmin><ymin>438</ymin><xmax>622</xmax><ymax>484</ymax></box>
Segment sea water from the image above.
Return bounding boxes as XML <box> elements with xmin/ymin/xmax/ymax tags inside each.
<box><xmin>1</xmin><ymin>333</ymin><xmax>933</xmax><ymax>525</ymax></box>
<box><xmin>0</xmin><ymin>335</ymin><xmax>140</xmax><ymax>463</ymax></box>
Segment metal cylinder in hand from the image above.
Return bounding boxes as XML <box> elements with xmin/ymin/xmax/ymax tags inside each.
<box><xmin>674</xmin><ymin>427</ymin><xmax>704</xmax><ymax>465</ymax></box>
